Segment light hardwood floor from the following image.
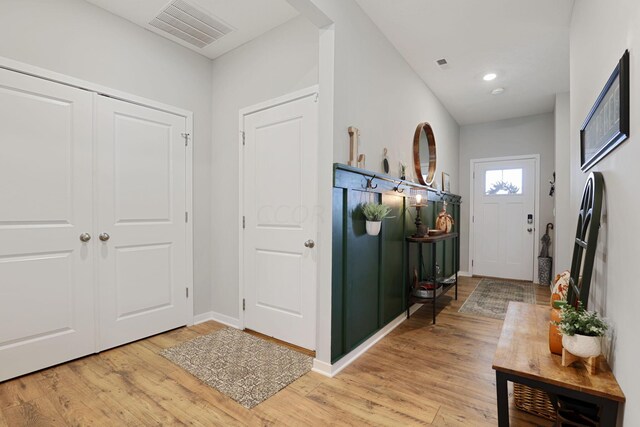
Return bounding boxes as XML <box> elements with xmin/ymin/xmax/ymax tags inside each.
<box><xmin>0</xmin><ymin>277</ymin><xmax>553</xmax><ymax>426</ymax></box>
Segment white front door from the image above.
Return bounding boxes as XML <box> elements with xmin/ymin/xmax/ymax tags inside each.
<box><xmin>472</xmin><ymin>158</ymin><xmax>536</xmax><ymax>281</ymax></box>
<box><xmin>96</xmin><ymin>96</ymin><xmax>188</xmax><ymax>350</ymax></box>
<box><xmin>242</xmin><ymin>88</ymin><xmax>318</xmax><ymax>350</ymax></box>
<box><xmin>0</xmin><ymin>69</ymin><xmax>95</xmax><ymax>381</ymax></box>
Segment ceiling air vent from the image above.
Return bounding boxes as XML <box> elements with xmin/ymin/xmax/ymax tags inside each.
<box><xmin>435</xmin><ymin>58</ymin><xmax>450</xmax><ymax>70</ymax></box>
<box><xmin>150</xmin><ymin>0</ymin><xmax>233</xmax><ymax>48</ymax></box>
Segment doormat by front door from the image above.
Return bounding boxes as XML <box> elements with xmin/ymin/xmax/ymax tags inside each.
<box><xmin>458</xmin><ymin>278</ymin><xmax>536</xmax><ymax>320</ymax></box>
<box><xmin>160</xmin><ymin>327</ymin><xmax>312</xmax><ymax>408</ymax></box>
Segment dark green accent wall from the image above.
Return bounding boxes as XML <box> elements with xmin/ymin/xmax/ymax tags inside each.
<box><xmin>332</xmin><ymin>164</ymin><xmax>461</xmax><ymax>362</ymax></box>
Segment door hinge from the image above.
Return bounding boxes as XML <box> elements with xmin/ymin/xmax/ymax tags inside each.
<box><xmin>242</xmin><ymin>216</ymin><xmax>245</xmax><ymax>229</ymax></box>
<box><xmin>472</xmin><ymin>260</ymin><xmax>474</xmax><ymax>267</ymax></box>
<box><xmin>242</xmin><ymin>298</ymin><xmax>245</xmax><ymax>311</ymax></box>
<box><xmin>241</xmin><ymin>131</ymin><xmax>245</xmax><ymax>146</ymax></box>
<box><xmin>185</xmin><ymin>212</ymin><xmax>189</xmax><ymax>223</ymax></box>
<box><xmin>181</xmin><ymin>132</ymin><xmax>190</xmax><ymax>147</ymax></box>
<box><xmin>186</xmin><ymin>287</ymin><xmax>189</xmax><ymax>298</ymax></box>
<box><xmin>472</xmin><ymin>215</ymin><xmax>474</xmax><ymax>223</ymax></box>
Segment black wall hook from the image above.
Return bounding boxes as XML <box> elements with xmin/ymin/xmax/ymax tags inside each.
<box><xmin>393</xmin><ymin>181</ymin><xmax>404</xmax><ymax>193</ymax></box>
<box><xmin>364</xmin><ymin>175</ymin><xmax>378</xmax><ymax>190</ymax></box>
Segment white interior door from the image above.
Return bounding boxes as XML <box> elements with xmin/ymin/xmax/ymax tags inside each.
<box><xmin>0</xmin><ymin>69</ymin><xmax>95</xmax><ymax>381</ymax></box>
<box><xmin>242</xmin><ymin>89</ymin><xmax>318</xmax><ymax>350</ymax></box>
<box><xmin>96</xmin><ymin>95</ymin><xmax>188</xmax><ymax>350</ymax></box>
<box><xmin>472</xmin><ymin>158</ymin><xmax>536</xmax><ymax>281</ymax></box>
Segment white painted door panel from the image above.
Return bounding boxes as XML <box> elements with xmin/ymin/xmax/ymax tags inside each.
<box><xmin>96</xmin><ymin>96</ymin><xmax>187</xmax><ymax>350</ymax></box>
<box><xmin>0</xmin><ymin>69</ymin><xmax>94</xmax><ymax>381</ymax></box>
<box><xmin>243</xmin><ymin>91</ymin><xmax>318</xmax><ymax>350</ymax></box>
<box><xmin>473</xmin><ymin>158</ymin><xmax>536</xmax><ymax>281</ymax></box>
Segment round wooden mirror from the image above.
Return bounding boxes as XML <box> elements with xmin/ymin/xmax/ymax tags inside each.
<box><xmin>413</xmin><ymin>122</ymin><xmax>437</xmax><ymax>186</ymax></box>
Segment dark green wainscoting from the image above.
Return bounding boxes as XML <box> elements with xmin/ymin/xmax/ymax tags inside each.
<box><xmin>332</xmin><ymin>164</ymin><xmax>461</xmax><ymax>363</ymax></box>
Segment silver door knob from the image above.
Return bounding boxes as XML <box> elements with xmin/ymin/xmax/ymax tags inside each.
<box><xmin>79</xmin><ymin>233</ymin><xmax>91</xmax><ymax>242</ymax></box>
<box><xmin>99</xmin><ymin>232</ymin><xmax>110</xmax><ymax>242</ymax></box>
<box><xmin>304</xmin><ymin>239</ymin><xmax>315</xmax><ymax>248</ymax></box>
<box><xmin>527</xmin><ymin>228</ymin><xmax>533</xmax><ymax>233</ymax></box>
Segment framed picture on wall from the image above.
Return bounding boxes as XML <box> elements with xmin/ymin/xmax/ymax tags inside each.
<box><xmin>580</xmin><ymin>50</ymin><xmax>630</xmax><ymax>171</ymax></box>
<box><xmin>441</xmin><ymin>172</ymin><xmax>451</xmax><ymax>193</ymax></box>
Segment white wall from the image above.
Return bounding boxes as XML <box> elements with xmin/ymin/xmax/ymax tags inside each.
<box><xmin>313</xmin><ymin>1</ymin><xmax>460</xmax><ymax>187</ymax></box>
<box><xmin>459</xmin><ymin>114</ymin><xmax>555</xmax><ymax>275</ymax></box>
<box><xmin>0</xmin><ymin>0</ymin><xmax>214</xmax><ymax>315</ymax></box>
<box><xmin>209</xmin><ymin>16</ymin><xmax>319</xmax><ymax>319</ymax></box>
<box><xmin>554</xmin><ymin>93</ymin><xmax>571</xmax><ymax>272</ymax></box>
<box><xmin>571</xmin><ymin>0</ymin><xmax>640</xmax><ymax>423</ymax></box>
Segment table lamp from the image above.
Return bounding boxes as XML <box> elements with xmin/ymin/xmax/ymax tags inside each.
<box><xmin>410</xmin><ymin>188</ymin><xmax>428</xmax><ymax>238</ymax></box>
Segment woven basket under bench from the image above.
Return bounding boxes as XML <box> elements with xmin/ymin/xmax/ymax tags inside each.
<box><xmin>513</xmin><ymin>383</ymin><xmax>556</xmax><ymax>421</ymax></box>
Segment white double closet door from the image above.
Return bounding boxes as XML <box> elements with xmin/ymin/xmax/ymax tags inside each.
<box><xmin>0</xmin><ymin>69</ymin><xmax>188</xmax><ymax>382</ymax></box>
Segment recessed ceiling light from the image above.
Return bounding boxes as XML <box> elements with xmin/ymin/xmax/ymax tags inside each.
<box><xmin>491</xmin><ymin>87</ymin><xmax>505</xmax><ymax>95</ymax></box>
<box><xmin>483</xmin><ymin>73</ymin><xmax>497</xmax><ymax>81</ymax></box>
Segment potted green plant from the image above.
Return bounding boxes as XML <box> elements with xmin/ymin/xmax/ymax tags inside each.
<box><xmin>556</xmin><ymin>303</ymin><xmax>608</xmax><ymax>358</ymax></box>
<box><xmin>360</xmin><ymin>203</ymin><xmax>392</xmax><ymax>236</ymax></box>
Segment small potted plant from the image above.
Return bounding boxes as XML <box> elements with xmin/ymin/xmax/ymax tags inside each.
<box><xmin>556</xmin><ymin>303</ymin><xmax>608</xmax><ymax>358</ymax></box>
<box><xmin>360</xmin><ymin>202</ymin><xmax>392</xmax><ymax>236</ymax></box>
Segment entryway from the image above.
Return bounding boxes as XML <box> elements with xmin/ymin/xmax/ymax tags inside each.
<box><xmin>470</xmin><ymin>156</ymin><xmax>539</xmax><ymax>281</ymax></box>
<box><xmin>240</xmin><ymin>87</ymin><xmax>319</xmax><ymax>351</ymax></box>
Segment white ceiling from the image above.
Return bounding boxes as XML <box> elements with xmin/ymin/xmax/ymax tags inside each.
<box><xmin>86</xmin><ymin>0</ymin><xmax>299</xmax><ymax>60</ymax></box>
<box><xmin>355</xmin><ymin>0</ymin><xmax>574</xmax><ymax>125</ymax></box>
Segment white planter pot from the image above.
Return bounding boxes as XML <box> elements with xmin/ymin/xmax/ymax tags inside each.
<box><xmin>562</xmin><ymin>334</ymin><xmax>602</xmax><ymax>358</ymax></box>
<box><xmin>365</xmin><ymin>220</ymin><xmax>382</xmax><ymax>236</ymax></box>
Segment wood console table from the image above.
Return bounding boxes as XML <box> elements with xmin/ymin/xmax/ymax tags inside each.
<box><xmin>493</xmin><ymin>302</ymin><xmax>625</xmax><ymax>426</ymax></box>
<box><xmin>406</xmin><ymin>233</ymin><xmax>459</xmax><ymax>324</ymax></box>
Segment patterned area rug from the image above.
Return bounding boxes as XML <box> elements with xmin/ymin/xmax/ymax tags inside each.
<box><xmin>160</xmin><ymin>327</ymin><xmax>312</xmax><ymax>408</ymax></box>
<box><xmin>458</xmin><ymin>278</ymin><xmax>536</xmax><ymax>319</ymax></box>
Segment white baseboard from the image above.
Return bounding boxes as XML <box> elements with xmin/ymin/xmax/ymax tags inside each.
<box><xmin>312</xmin><ymin>303</ymin><xmax>422</xmax><ymax>378</ymax></box>
<box><xmin>193</xmin><ymin>311</ymin><xmax>241</xmax><ymax>329</ymax></box>
<box><xmin>458</xmin><ymin>270</ymin><xmax>472</xmax><ymax>277</ymax></box>
<box><xmin>311</xmin><ymin>359</ymin><xmax>332</xmax><ymax>376</ymax></box>
<box><xmin>193</xmin><ymin>311</ymin><xmax>213</xmax><ymax>325</ymax></box>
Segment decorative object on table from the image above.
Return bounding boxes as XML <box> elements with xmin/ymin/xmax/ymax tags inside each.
<box><xmin>549</xmin><ymin>301</ymin><xmax>565</xmax><ymax>356</ymax></box>
<box><xmin>538</xmin><ymin>222</ymin><xmax>554</xmax><ymax>285</ymax></box>
<box><xmin>566</xmin><ymin>172</ymin><xmax>604</xmax><ymax>308</ymax></box>
<box><xmin>549</xmin><ymin>270</ymin><xmax>571</xmax><ymax>355</ymax></box>
<box><xmin>413</xmin><ymin>122</ymin><xmax>437</xmax><ymax>186</ymax></box>
<box><xmin>357</xmin><ymin>153</ymin><xmax>366</xmax><ymax>169</ymax></box>
<box><xmin>580</xmin><ymin>50</ymin><xmax>630</xmax><ymax>171</ymax></box>
<box><xmin>549</xmin><ymin>172</ymin><xmax>556</xmax><ymax>196</ymax></box>
<box><xmin>360</xmin><ymin>202</ymin><xmax>392</xmax><ymax>236</ymax></box>
<box><xmin>347</xmin><ymin>126</ymin><xmax>360</xmax><ymax>167</ymax></box>
<box><xmin>555</xmin><ymin>303</ymin><xmax>608</xmax><ymax>375</ymax></box>
<box><xmin>458</xmin><ymin>278</ymin><xmax>536</xmax><ymax>320</ymax></box>
<box><xmin>382</xmin><ymin>148</ymin><xmax>390</xmax><ymax>173</ymax></box>
<box><xmin>399</xmin><ymin>162</ymin><xmax>406</xmax><ymax>180</ymax></box>
<box><xmin>427</xmin><ymin>229</ymin><xmax>444</xmax><ymax>236</ymax></box>
<box><xmin>435</xmin><ymin>201</ymin><xmax>454</xmax><ymax>233</ymax></box>
<box><xmin>441</xmin><ymin>171</ymin><xmax>450</xmax><ymax>193</ymax></box>
<box><xmin>161</xmin><ymin>327</ymin><xmax>312</xmax><ymax>409</ymax></box>
<box><xmin>409</xmin><ymin>188</ymin><xmax>428</xmax><ymax>237</ymax></box>
<box><xmin>551</xmin><ymin>270</ymin><xmax>570</xmax><ymax>300</ymax></box>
